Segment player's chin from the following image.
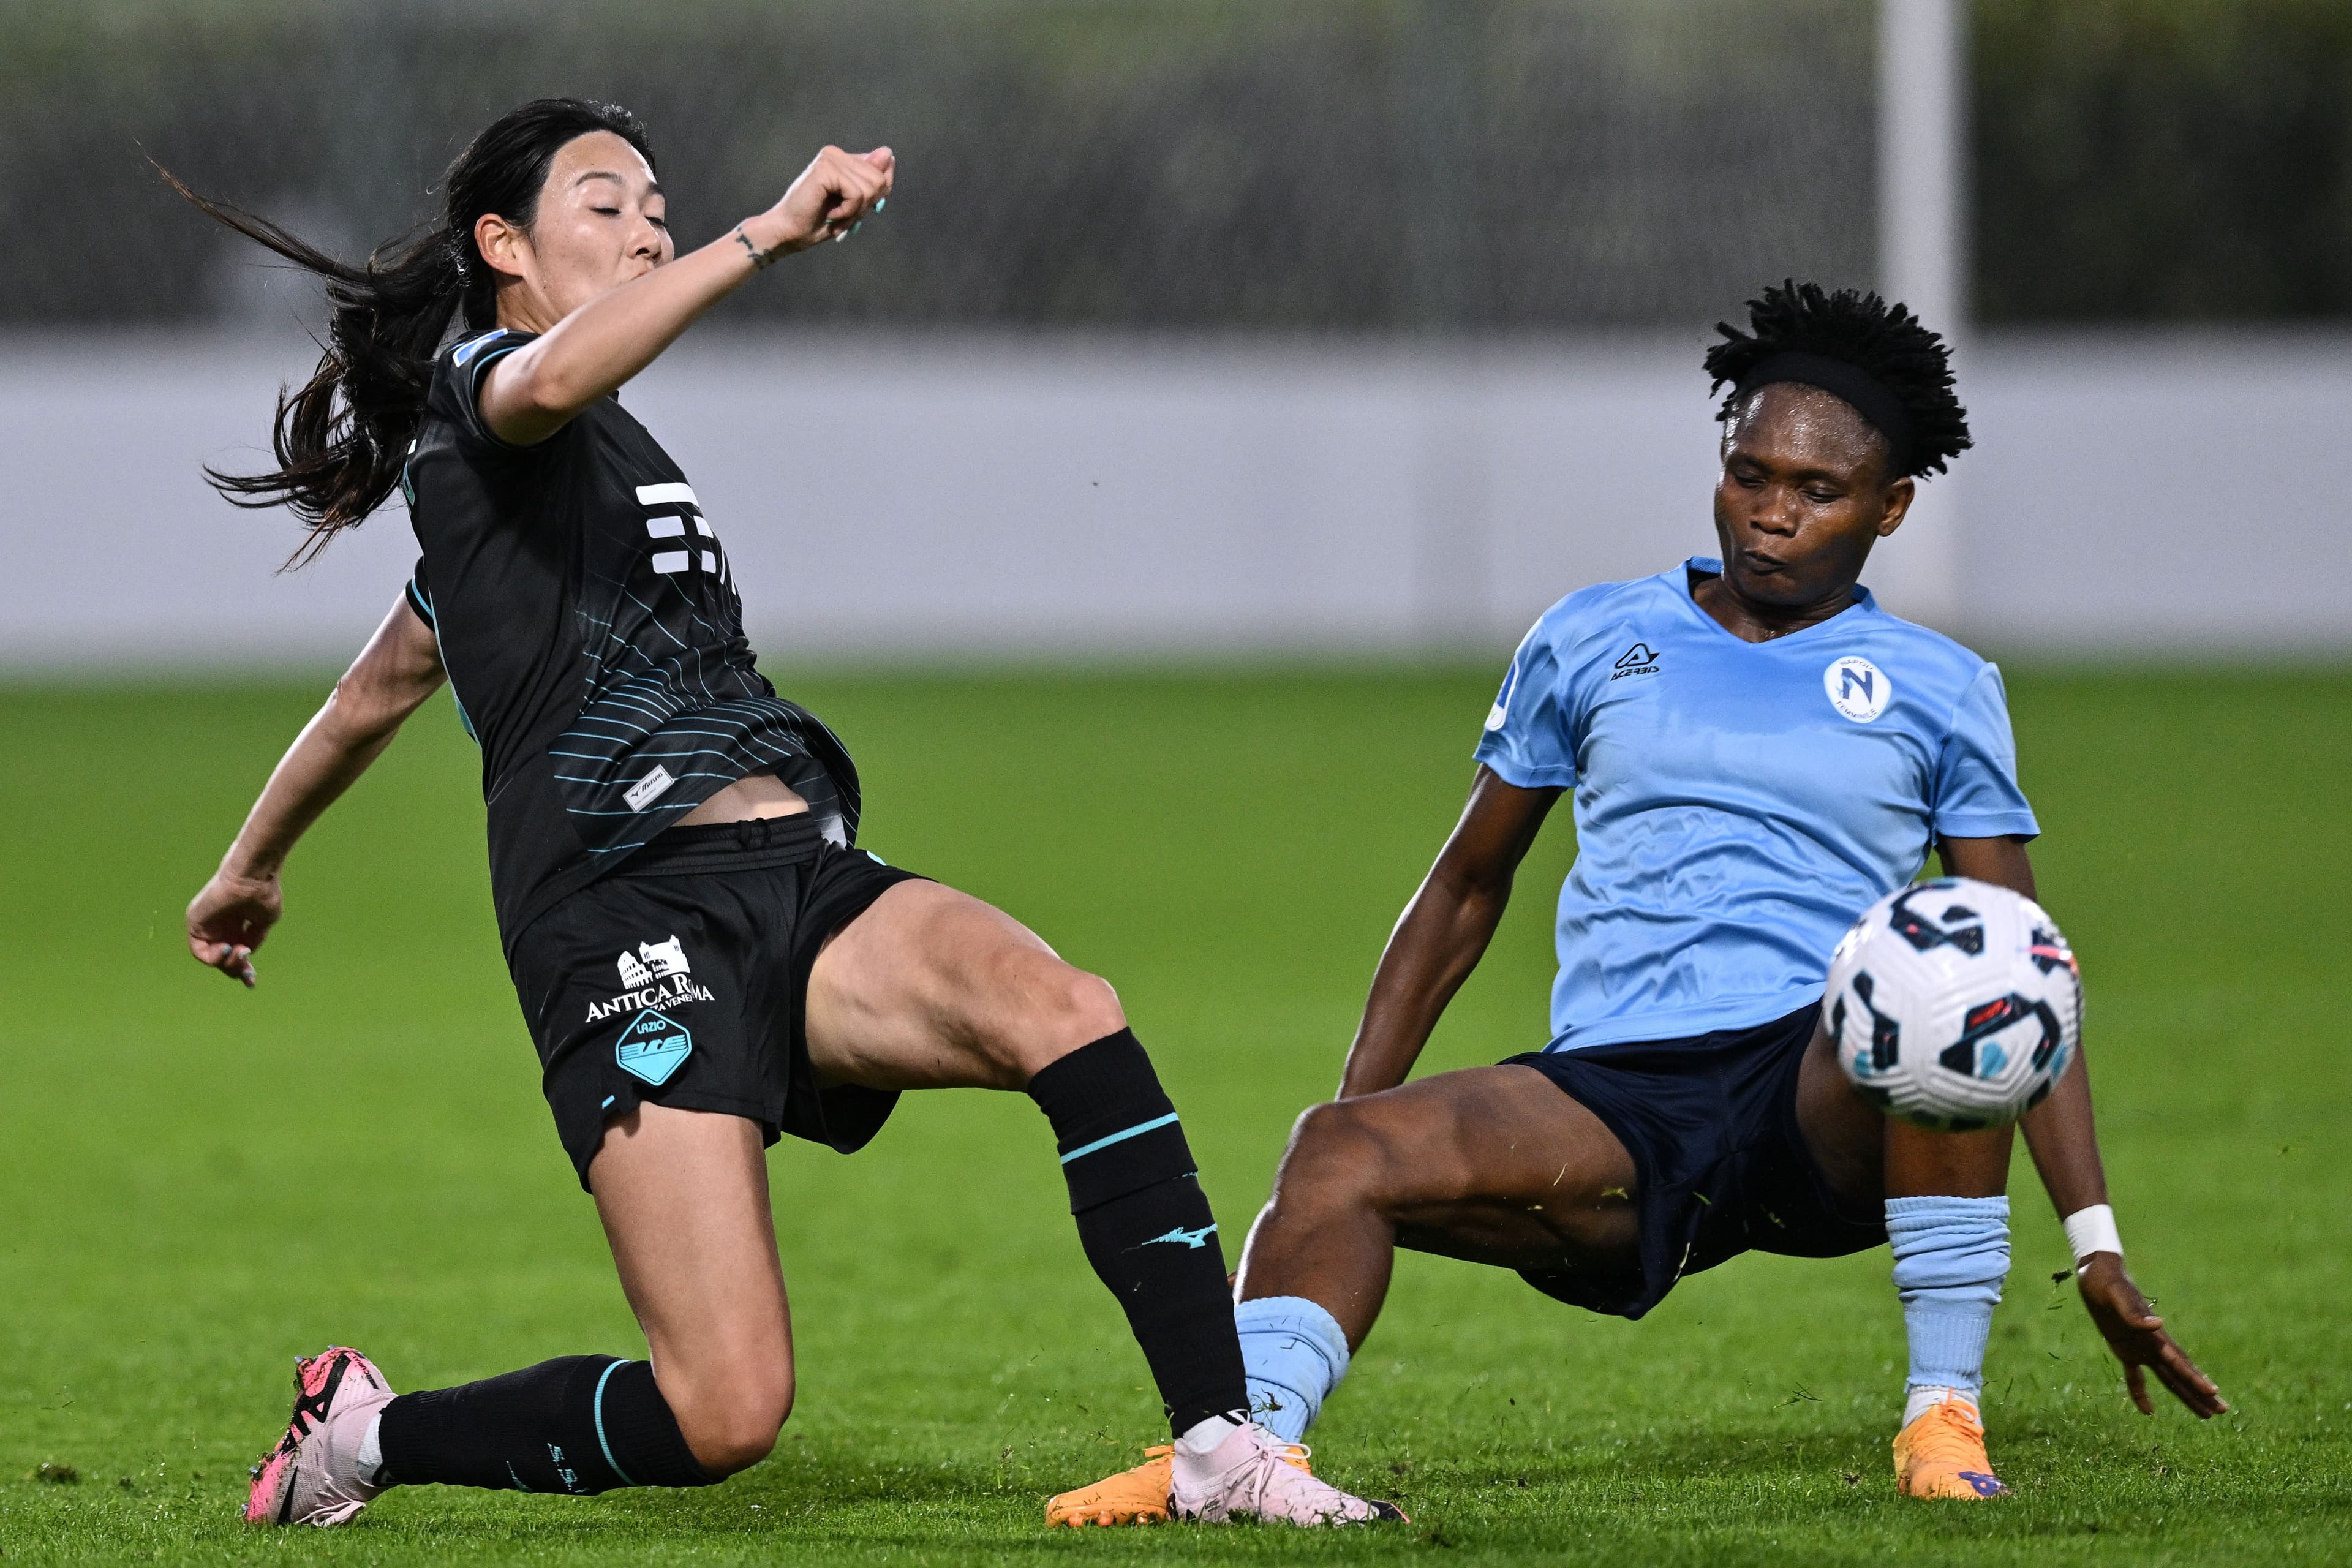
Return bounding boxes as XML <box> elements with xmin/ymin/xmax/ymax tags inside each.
<box><xmin>1725</xmin><ymin>556</ymin><xmax>1812</xmax><ymax>604</ymax></box>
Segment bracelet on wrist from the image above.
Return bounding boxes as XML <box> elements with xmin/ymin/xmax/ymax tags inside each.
<box><xmin>2062</xmin><ymin>1203</ymin><xmax>2122</xmax><ymax>1268</ymax></box>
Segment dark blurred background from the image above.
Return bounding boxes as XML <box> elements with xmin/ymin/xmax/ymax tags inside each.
<box><xmin>2</xmin><ymin>0</ymin><xmax>2346</xmax><ymax>663</ymax></box>
<box><xmin>7</xmin><ymin>0</ymin><xmax>2345</xmax><ymax>331</ymax></box>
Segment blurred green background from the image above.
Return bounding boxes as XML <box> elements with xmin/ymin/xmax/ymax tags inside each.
<box><xmin>1</xmin><ymin>664</ymin><xmax>2344</xmax><ymax>1563</ymax></box>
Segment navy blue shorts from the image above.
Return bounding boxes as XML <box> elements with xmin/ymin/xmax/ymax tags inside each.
<box><xmin>1502</xmin><ymin>1003</ymin><xmax>1883</xmax><ymax>1320</ymax></box>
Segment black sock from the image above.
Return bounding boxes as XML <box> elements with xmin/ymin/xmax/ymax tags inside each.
<box><xmin>1027</xmin><ymin>1029</ymin><xmax>1249</xmax><ymax>1438</ymax></box>
<box><xmin>375</xmin><ymin>1356</ymin><xmax>715</xmax><ymax>1494</ymax></box>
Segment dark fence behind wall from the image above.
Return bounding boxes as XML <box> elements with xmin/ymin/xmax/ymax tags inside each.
<box><xmin>4</xmin><ymin>0</ymin><xmax>1881</xmax><ymax>330</ymax></box>
<box><xmin>4</xmin><ymin>0</ymin><xmax>2347</xmax><ymax>331</ymax></box>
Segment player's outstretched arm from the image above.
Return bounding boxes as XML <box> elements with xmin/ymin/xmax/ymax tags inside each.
<box><xmin>1335</xmin><ymin>766</ymin><xmax>1560</xmax><ymax>1099</ymax></box>
<box><xmin>1939</xmin><ymin>834</ymin><xmax>2227</xmax><ymax>1420</ymax></box>
<box><xmin>478</xmin><ymin>145</ymin><xmax>893</xmax><ymax>445</ymax></box>
<box><xmin>186</xmin><ymin>593</ymin><xmax>446</xmax><ymax>987</ymax></box>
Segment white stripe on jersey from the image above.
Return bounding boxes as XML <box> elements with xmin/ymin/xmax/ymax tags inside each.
<box><xmin>636</xmin><ymin>482</ymin><xmax>698</xmax><ymax>507</ymax></box>
<box><xmin>650</xmin><ymin>551</ymin><xmax>691</xmax><ymax>575</ymax></box>
<box><xmin>645</xmin><ymin>516</ymin><xmax>687</xmax><ymax>538</ymax></box>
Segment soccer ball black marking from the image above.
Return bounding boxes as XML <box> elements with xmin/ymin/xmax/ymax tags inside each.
<box><xmin>1850</xmin><ymin>972</ymin><xmax>1901</xmax><ymax>1070</ymax></box>
<box><xmin>1887</xmin><ymin>883</ymin><xmax>1986</xmax><ymax>957</ymax></box>
<box><xmin>1936</xmin><ymin>992</ymin><xmax>2064</xmax><ymax>1079</ymax></box>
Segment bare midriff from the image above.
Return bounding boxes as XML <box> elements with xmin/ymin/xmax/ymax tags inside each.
<box><xmin>676</xmin><ymin>770</ymin><xmax>809</xmax><ymax>827</ymax></box>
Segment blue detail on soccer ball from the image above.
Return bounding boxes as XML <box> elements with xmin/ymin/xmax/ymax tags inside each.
<box><xmin>1975</xmin><ymin>1041</ymin><xmax>2008</xmax><ymax>1080</ymax></box>
<box><xmin>616</xmin><ymin>1009</ymin><xmax>693</xmax><ymax>1086</ymax></box>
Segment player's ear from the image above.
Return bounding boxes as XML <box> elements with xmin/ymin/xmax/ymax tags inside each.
<box><xmin>472</xmin><ymin>212</ymin><xmax>530</xmax><ymax>282</ymax></box>
<box><xmin>1875</xmin><ymin>475</ymin><xmax>1916</xmax><ymax>538</ymax></box>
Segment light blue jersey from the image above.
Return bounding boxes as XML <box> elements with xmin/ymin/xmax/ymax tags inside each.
<box><xmin>1474</xmin><ymin>558</ymin><xmax>2038</xmax><ymax>1051</ymax></box>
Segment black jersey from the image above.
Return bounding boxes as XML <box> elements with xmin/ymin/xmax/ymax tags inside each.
<box><xmin>401</xmin><ymin>328</ymin><xmax>859</xmax><ymax>949</ymax></box>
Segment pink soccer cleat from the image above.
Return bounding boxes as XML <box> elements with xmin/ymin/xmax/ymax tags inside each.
<box><xmin>244</xmin><ymin>1346</ymin><xmax>398</xmax><ymax>1527</ymax></box>
<box><xmin>1167</xmin><ymin>1421</ymin><xmax>1407</xmax><ymax>1526</ymax></box>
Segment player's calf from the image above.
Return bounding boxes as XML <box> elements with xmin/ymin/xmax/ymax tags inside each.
<box><xmin>1886</xmin><ymin>1193</ymin><xmax>2012</xmax><ymax>1498</ymax></box>
<box><xmin>1027</xmin><ymin>1028</ymin><xmax>1248</xmax><ymax>1440</ymax></box>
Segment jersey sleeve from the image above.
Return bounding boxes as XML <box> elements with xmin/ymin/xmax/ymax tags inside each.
<box><xmin>1929</xmin><ymin>662</ymin><xmax>2040</xmax><ymax>840</ymax></box>
<box><xmin>1471</xmin><ymin>614</ymin><xmax>1581</xmax><ymax>789</ymax></box>
<box><xmin>424</xmin><ymin>330</ymin><xmax>535</xmax><ymax>455</ymax></box>
<box><xmin>404</xmin><ymin>556</ymin><xmax>434</xmax><ymax>630</ymax></box>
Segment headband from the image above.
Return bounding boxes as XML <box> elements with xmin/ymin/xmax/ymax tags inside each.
<box><xmin>1735</xmin><ymin>350</ymin><xmax>1912</xmax><ymax>473</ymax></box>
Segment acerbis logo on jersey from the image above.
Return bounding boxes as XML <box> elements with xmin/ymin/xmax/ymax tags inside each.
<box><xmin>1611</xmin><ymin>642</ymin><xmax>1661</xmax><ymax>680</ymax></box>
<box><xmin>589</xmin><ymin>935</ymin><xmax>717</xmax><ymax>1023</ymax></box>
<box><xmin>1823</xmin><ymin>656</ymin><xmax>1892</xmax><ymax>723</ymax></box>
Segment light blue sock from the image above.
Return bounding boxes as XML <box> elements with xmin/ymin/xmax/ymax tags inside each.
<box><xmin>1887</xmin><ymin>1195</ymin><xmax>2010</xmax><ymax>1402</ymax></box>
<box><xmin>1235</xmin><ymin>1296</ymin><xmax>1350</xmax><ymax>1444</ymax></box>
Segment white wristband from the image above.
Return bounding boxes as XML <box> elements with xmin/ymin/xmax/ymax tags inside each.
<box><xmin>2063</xmin><ymin>1204</ymin><xmax>2122</xmax><ymax>1266</ymax></box>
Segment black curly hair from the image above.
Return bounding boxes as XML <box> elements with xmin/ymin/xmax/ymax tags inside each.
<box><xmin>1703</xmin><ymin>281</ymin><xmax>1971</xmax><ymax>480</ymax></box>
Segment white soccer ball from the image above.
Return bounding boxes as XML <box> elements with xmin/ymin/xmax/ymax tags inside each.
<box><xmin>1825</xmin><ymin>876</ymin><xmax>2082</xmax><ymax>1131</ymax></box>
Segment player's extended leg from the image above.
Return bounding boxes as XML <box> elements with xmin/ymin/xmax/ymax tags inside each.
<box><xmin>1796</xmin><ymin>1023</ymin><xmax>2018</xmax><ymax>1498</ymax></box>
<box><xmin>1049</xmin><ymin>1063</ymin><xmax>1639</xmax><ymax>1522</ymax></box>
<box><xmin>247</xmin><ymin>1104</ymin><xmax>781</xmax><ymax>1525</ymax></box>
<box><xmin>807</xmin><ymin>880</ymin><xmax>1397</xmax><ymax>1525</ymax></box>
<box><xmin>1229</xmin><ymin>1064</ymin><xmax>1639</xmax><ymax>1435</ymax></box>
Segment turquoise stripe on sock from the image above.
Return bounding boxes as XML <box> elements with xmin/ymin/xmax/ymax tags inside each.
<box><xmin>593</xmin><ymin>1360</ymin><xmax>639</xmax><ymax>1487</ymax></box>
<box><xmin>1058</xmin><ymin>1112</ymin><xmax>1179</xmax><ymax>1164</ymax></box>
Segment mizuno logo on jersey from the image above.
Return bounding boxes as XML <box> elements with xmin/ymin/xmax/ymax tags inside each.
<box><xmin>1140</xmin><ymin>1223</ymin><xmax>1219</xmax><ymax>1250</ymax></box>
<box><xmin>1611</xmin><ymin>641</ymin><xmax>1661</xmax><ymax>680</ymax></box>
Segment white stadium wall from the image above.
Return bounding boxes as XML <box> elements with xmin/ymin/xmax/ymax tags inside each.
<box><xmin>2</xmin><ymin>330</ymin><xmax>2346</xmax><ymax>669</ymax></box>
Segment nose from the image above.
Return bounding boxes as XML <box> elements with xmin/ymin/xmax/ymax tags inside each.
<box><xmin>1746</xmin><ymin>481</ymin><xmax>1800</xmax><ymax>538</ymax></box>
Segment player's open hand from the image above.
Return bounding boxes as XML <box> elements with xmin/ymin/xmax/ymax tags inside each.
<box><xmin>187</xmin><ymin>866</ymin><xmax>282</xmax><ymax>987</ymax></box>
<box><xmin>2076</xmin><ymin>1253</ymin><xmax>2226</xmax><ymax>1419</ymax></box>
<box><xmin>747</xmin><ymin>145</ymin><xmax>894</xmax><ymax>256</ymax></box>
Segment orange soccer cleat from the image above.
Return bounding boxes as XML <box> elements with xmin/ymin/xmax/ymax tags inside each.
<box><xmin>1048</xmin><ymin>1445</ymin><xmax>1174</xmax><ymax>1528</ymax></box>
<box><xmin>1046</xmin><ymin>1436</ymin><xmax>1322</xmax><ymax>1527</ymax></box>
<box><xmin>1893</xmin><ymin>1398</ymin><xmax>2011</xmax><ymax>1499</ymax></box>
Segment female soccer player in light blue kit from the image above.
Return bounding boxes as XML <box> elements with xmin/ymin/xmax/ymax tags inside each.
<box><xmin>1052</xmin><ymin>282</ymin><xmax>2223</xmax><ymax>1523</ymax></box>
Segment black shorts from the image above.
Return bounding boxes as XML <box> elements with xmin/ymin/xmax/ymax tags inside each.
<box><xmin>506</xmin><ymin>814</ymin><xmax>925</xmax><ymax>1190</ymax></box>
<box><xmin>1502</xmin><ymin>1003</ymin><xmax>1883</xmax><ymax>1320</ymax></box>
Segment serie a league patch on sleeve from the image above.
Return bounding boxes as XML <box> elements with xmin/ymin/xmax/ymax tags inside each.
<box><xmin>615</xmin><ymin>1009</ymin><xmax>693</xmax><ymax>1086</ymax></box>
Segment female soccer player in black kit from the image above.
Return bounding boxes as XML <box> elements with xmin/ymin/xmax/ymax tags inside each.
<box><xmin>180</xmin><ymin>99</ymin><xmax>1393</xmax><ymax>1530</ymax></box>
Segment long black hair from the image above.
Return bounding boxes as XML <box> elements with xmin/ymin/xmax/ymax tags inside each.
<box><xmin>166</xmin><ymin>99</ymin><xmax>656</xmax><ymax>564</ymax></box>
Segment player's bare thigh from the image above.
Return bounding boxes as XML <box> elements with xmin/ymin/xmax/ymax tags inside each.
<box><xmin>1794</xmin><ymin>1017</ymin><xmax>1885</xmax><ymax>1201</ymax></box>
<box><xmin>589</xmin><ymin>1103</ymin><xmax>794</xmax><ymax>1472</ymax></box>
<box><xmin>1300</xmin><ymin>1065</ymin><xmax>1643</xmax><ymax>1269</ymax></box>
<box><xmin>1793</xmin><ymin>1015</ymin><xmax>2015</xmax><ymax>1204</ymax></box>
<box><xmin>803</xmin><ymin>880</ymin><xmax>1123</xmax><ymax>1093</ymax></box>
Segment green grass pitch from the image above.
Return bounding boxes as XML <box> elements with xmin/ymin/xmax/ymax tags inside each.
<box><xmin>1</xmin><ymin>663</ymin><xmax>2345</xmax><ymax>1565</ymax></box>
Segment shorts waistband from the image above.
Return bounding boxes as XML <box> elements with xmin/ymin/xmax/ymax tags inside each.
<box><xmin>625</xmin><ymin>810</ymin><xmax>835</xmax><ymax>873</ymax></box>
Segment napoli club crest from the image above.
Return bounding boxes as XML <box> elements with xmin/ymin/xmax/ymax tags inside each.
<box><xmin>1823</xmin><ymin>656</ymin><xmax>1892</xmax><ymax>723</ymax></box>
<box><xmin>615</xmin><ymin>1009</ymin><xmax>693</xmax><ymax>1086</ymax></box>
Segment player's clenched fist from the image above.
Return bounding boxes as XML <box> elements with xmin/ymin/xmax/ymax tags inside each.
<box><xmin>737</xmin><ymin>145</ymin><xmax>894</xmax><ymax>264</ymax></box>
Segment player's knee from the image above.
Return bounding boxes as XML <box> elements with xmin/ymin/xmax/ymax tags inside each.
<box><xmin>671</xmin><ymin>1365</ymin><xmax>794</xmax><ymax>1477</ymax></box>
<box><xmin>1276</xmin><ymin>1099</ymin><xmax>1403</xmax><ymax>1212</ymax></box>
<box><xmin>1024</xmin><ymin>961</ymin><xmax>1126</xmax><ymax>1058</ymax></box>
